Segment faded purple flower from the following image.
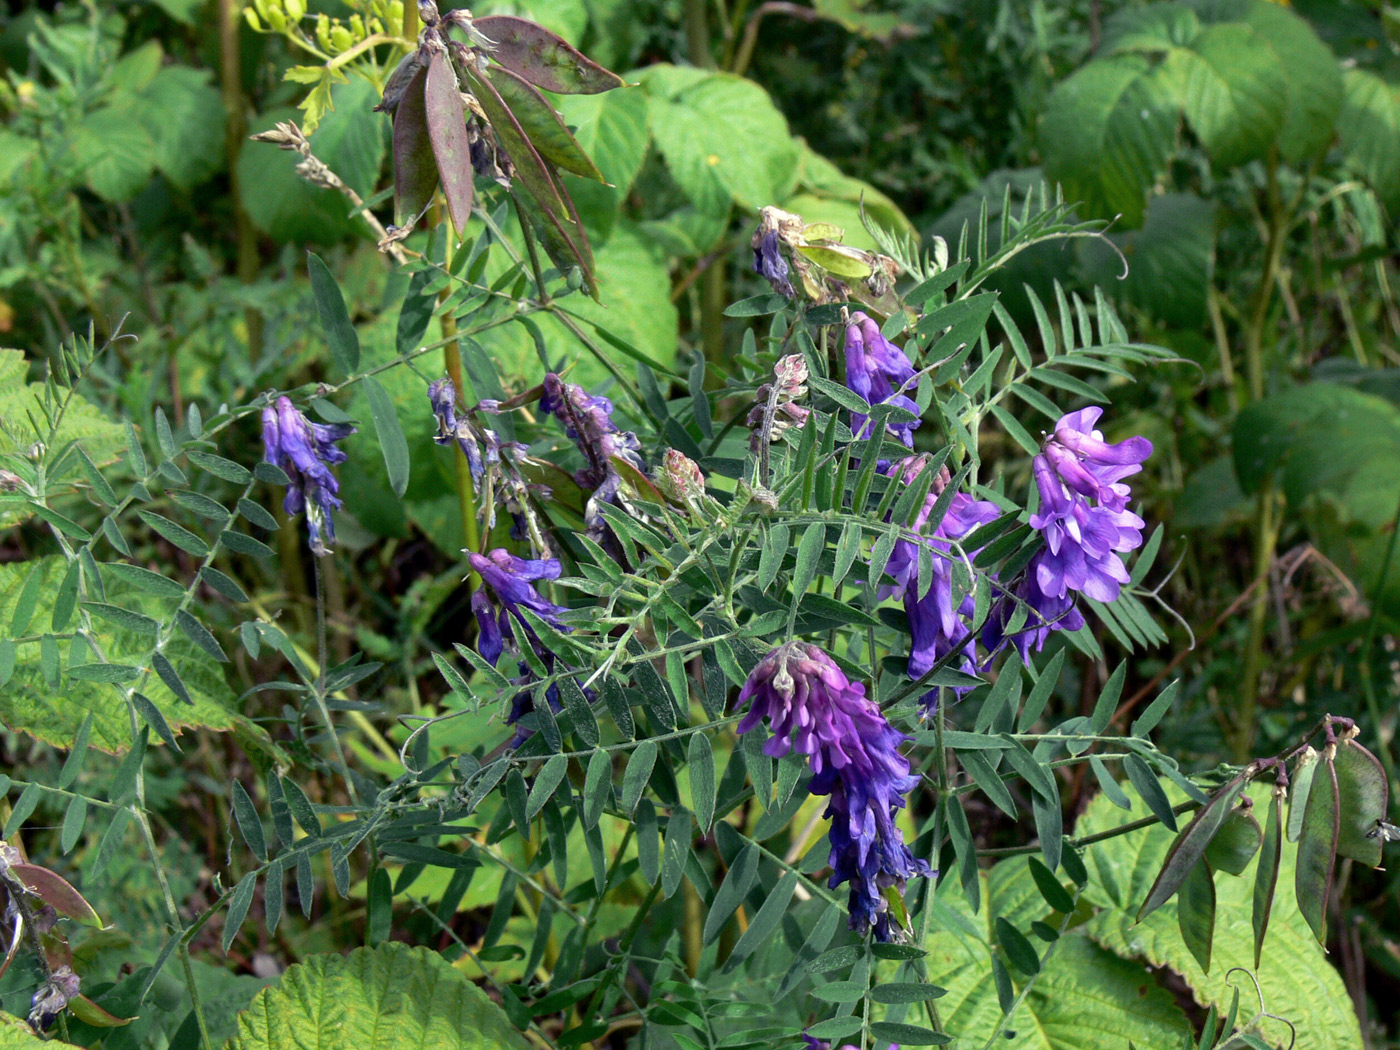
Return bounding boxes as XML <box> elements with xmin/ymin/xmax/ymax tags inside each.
<box><xmin>540</xmin><ymin>373</ymin><xmax>645</xmax><ymax>540</ymax></box>
<box><xmin>752</xmin><ymin>229</ymin><xmax>794</xmax><ymax>298</ymax></box>
<box><xmin>429</xmin><ymin>376</ymin><xmax>484</xmax><ymax>480</ymax></box>
<box><xmin>261</xmin><ymin>395</ymin><xmax>356</xmax><ymax>557</ymax></box>
<box><xmin>738</xmin><ymin>642</ymin><xmax>931</xmax><ymax>941</ymax></box>
<box><xmin>879</xmin><ymin>457</ymin><xmax>1000</xmax><ymax>707</ymax></box>
<box><xmin>29</xmin><ymin>966</ymin><xmax>80</xmax><ymax>1030</ymax></box>
<box><xmin>1030</xmin><ymin>408</ymin><xmax>1151</xmax><ymax>604</ymax></box>
<box><xmin>844</xmin><ymin>312</ymin><xmax>920</xmax><ymax>447</ymax></box>
<box><xmin>467</xmin><ymin>549</ymin><xmax>569</xmax><ymax>665</ymax></box>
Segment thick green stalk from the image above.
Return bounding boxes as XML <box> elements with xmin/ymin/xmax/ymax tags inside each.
<box><xmin>439</xmin><ymin>215</ymin><xmax>482</xmax><ymax>570</ymax></box>
<box><xmin>1236</xmin><ymin>152</ymin><xmax>1290</xmax><ymax>759</ymax></box>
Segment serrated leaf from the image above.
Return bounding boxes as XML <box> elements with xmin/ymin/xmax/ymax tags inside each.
<box><xmin>226</xmin><ymin>941</ymin><xmax>532</xmax><ymax>1048</ymax></box>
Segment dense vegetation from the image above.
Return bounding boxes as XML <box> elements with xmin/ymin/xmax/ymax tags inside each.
<box><xmin>1</xmin><ymin>0</ymin><xmax>1400</xmax><ymax>1048</ymax></box>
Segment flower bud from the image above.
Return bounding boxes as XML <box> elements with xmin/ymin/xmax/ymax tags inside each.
<box><xmin>244</xmin><ymin>6</ymin><xmax>263</xmax><ymax>30</ymax></box>
<box><xmin>656</xmin><ymin>449</ymin><xmax>706</xmax><ymax>508</ymax></box>
<box><xmin>315</xmin><ymin>13</ymin><xmax>333</xmax><ymax>50</ymax></box>
<box><xmin>285</xmin><ymin>0</ymin><xmax>306</xmax><ymax>20</ymax></box>
<box><xmin>329</xmin><ymin>24</ymin><xmax>353</xmax><ymax>52</ymax></box>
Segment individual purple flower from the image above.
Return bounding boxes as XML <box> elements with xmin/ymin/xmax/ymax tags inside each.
<box><xmin>1029</xmin><ymin>408</ymin><xmax>1151</xmax><ymax>604</ymax></box>
<box><xmin>540</xmin><ymin>373</ymin><xmax>645</xmax><ymax>540</ymax></box>
<box><xmin>738</xmin><ymin>642</ymin><xmax>932</xmax><ymax>941</ymax></box>
<box><xmin>752</xmin><ymin>229</ymin><xmax>794</xmax><ymax>298</ymax></box>
<box><xmin>261</xmin><ymin>395</ymin><xmax>356</xmax><ymax>557</ymax></box>
<box><xmin>467</xmin><ymin>548</ymin><xmax>570</xmax><ymax>665</ymax></box>
<box><xmin>844</xmin><ymin>312</ymin><xmax>920</xmax><ymax>447</ymax></box>
<box><xmin>878</xmin><ymin>457</ymin><xmax>1000</xmax><ymax>708</ymax></box>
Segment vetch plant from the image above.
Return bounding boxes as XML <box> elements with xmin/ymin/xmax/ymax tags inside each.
<box><xmin>0</xmin><ymin>13</ymin><xmax>1385</xmax><ymax>1050</ymax></box>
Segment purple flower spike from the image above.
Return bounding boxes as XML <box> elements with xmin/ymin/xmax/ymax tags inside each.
<box><xmin>261</xmin><ymin>395</ymin><xmax>356</xmax><ymax>557</ymax></box>
<box><xmin>738</xmin><ymin>642</ymin><xmax>932</xmax><ymax>941</ymax></box>
<box><xmin>879</xmin><ymin>458</ymin><xmax>1000</xmax><ymax>708</ymax></box>
<box><xmin>1027</xmin><ymin>409</ymin><xmax>1151</xmax><ymax>606</ymax></box>
<box><xmin>844</xmin><ymin>312</ymin><xmax>920</xmax><ymax>447</ymax></box>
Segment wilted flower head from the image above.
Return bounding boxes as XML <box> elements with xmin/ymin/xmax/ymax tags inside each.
<box><xmin>879</xmin><ymin>458</ymin><xmax>1001</xmax><ymax>708</ymax></box>
<box><xmin>540</xmin><ymin>373</ymin><xmax>645</xmax><ymax>540</ymax></box>
<box><xmin>467</xmin><ymin>549</ymin><xmax>569</xmax><ymax>665</ymax></box>
<box><xmin>29</xmin><ymin>966</ymin><xmax>80</xmax><ymax>1031</ymax></box>
<box><xmin>752</xmin><ymin>230</ymin><xmax>794</xmax><ymax>298</ymax></box>
<box><xmin>261</xmin><ymin>395</ymin><xmax>356</xmax><ymax>557</ymax></box>
<box><xmin>738</xmin><ymin>642</ymin><xmax>931</xmax><ymax>940</ymax></box>
<box><xmin>844</xmin><ymin>312</ymin><xmax>920</xmax><ymax>447</ymax></box>
<box><xmin>1029</xmin><ymin>408</ymin><xmax>1151</xmax><ymax>604</ymax></box>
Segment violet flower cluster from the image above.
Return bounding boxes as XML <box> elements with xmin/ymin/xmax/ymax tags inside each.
<box><xmin>468</xmin><ymin>548</ymin><xmax>575</xmax><ymax>741</ymax></box>
<box><xmin>260</xmin><ymin>395</ymin><xmax>356</xmax><ymax>557</ymax></box>
<box><xmin>540</xmin><ymin>372</ymin><xmax>645</xmax><ymax>542</ymax></box>
<box><xmin>738</xmin><ymin>642</ymin><xmax>931</xmax><ymax>942</ymax></box>
<box><xmin>837</xmin><ymin>314</ymin><xmax>1153</xmax><ymax>684</ymax></box>
<box><xmin>878</xmin><ymin>456</ymin><xmax>1000</xmax><ymax>704</ymax></box>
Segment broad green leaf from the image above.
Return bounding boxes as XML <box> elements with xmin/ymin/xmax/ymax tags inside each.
<box><xmin>1233</xmin><ymin>384</ymin><xmax>1400</xmax><ymax>612</ymax></box>
<box><xmin>1158</xmin><ymin>23</ymin><xmax>1287</xmax><ymax>168</ymax></box>
<box><xmin>643</xmin><ymin>66</ymin><xmax>800</xmax><ymax>213</ymax></box>
<box><xmin>226</xmin><ymin>942</ymin><xmax>530</xmax><ymax>1050</ymax></box>
<box><xmin>1040</xmin><ymin>54</ymin><xmax>1177</xmax><ymax>225</ymax></box>
<box><xmin>1078</xmin><ymin>783</ymin><xmax>1361</xmax><ymax>1050</ymax></box>
<box><xmin>554</xmin><ymin>88</ymin><xmax>650</xmax><ymax>242</ymax></box>
<box><xmin>1079</xmin><ymin>192</ymin><xmax>1215</xmax><ymax>328</ymax></box>
<box><xmin>133</xmin><ymin>65</ymin><xmax>226</xmax><ymax>191</ymax></box>
<box><xmin>1217</xmin><ymin>0</ymin><xmax>1341</xmax><ymax>163</ymax></box>
<box><xmin>1338</xmin><ymin>69</ymin><xmax>1400</xmax><ymax>209</ymax></box>
<box><xmin>0</xmin><ymin>558</ymin><xmax>274</xmax><ymax>754</ymax></box>
<box><xmin>238</xmin><ymin>78</ymin><xmax>385</xmax><ymax>243</ymax></box>
<box><xmin>0</xmin><ymin>351</ymin><xmax>125</xmax><ymax>531</ymax></box>
<box><xmin>923</xmin><ymin>859</ymin><xmax>1191</xmax><ymax>1048</ymax></box>
<box><xmin>70</xmin><ymin>112</ymin><xmax>155</xmax><ymax>201</ymax></box>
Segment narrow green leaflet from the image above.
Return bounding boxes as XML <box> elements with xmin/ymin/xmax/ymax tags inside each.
<box><xmin>308</xmin><ymin>251</ymin><xmax>361</xmax><ymax>374</ymax></box>
<box><xmin>362</xmin><ymin>377</ymin><xmax>410</xmax><ymax>498</ymax></box>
